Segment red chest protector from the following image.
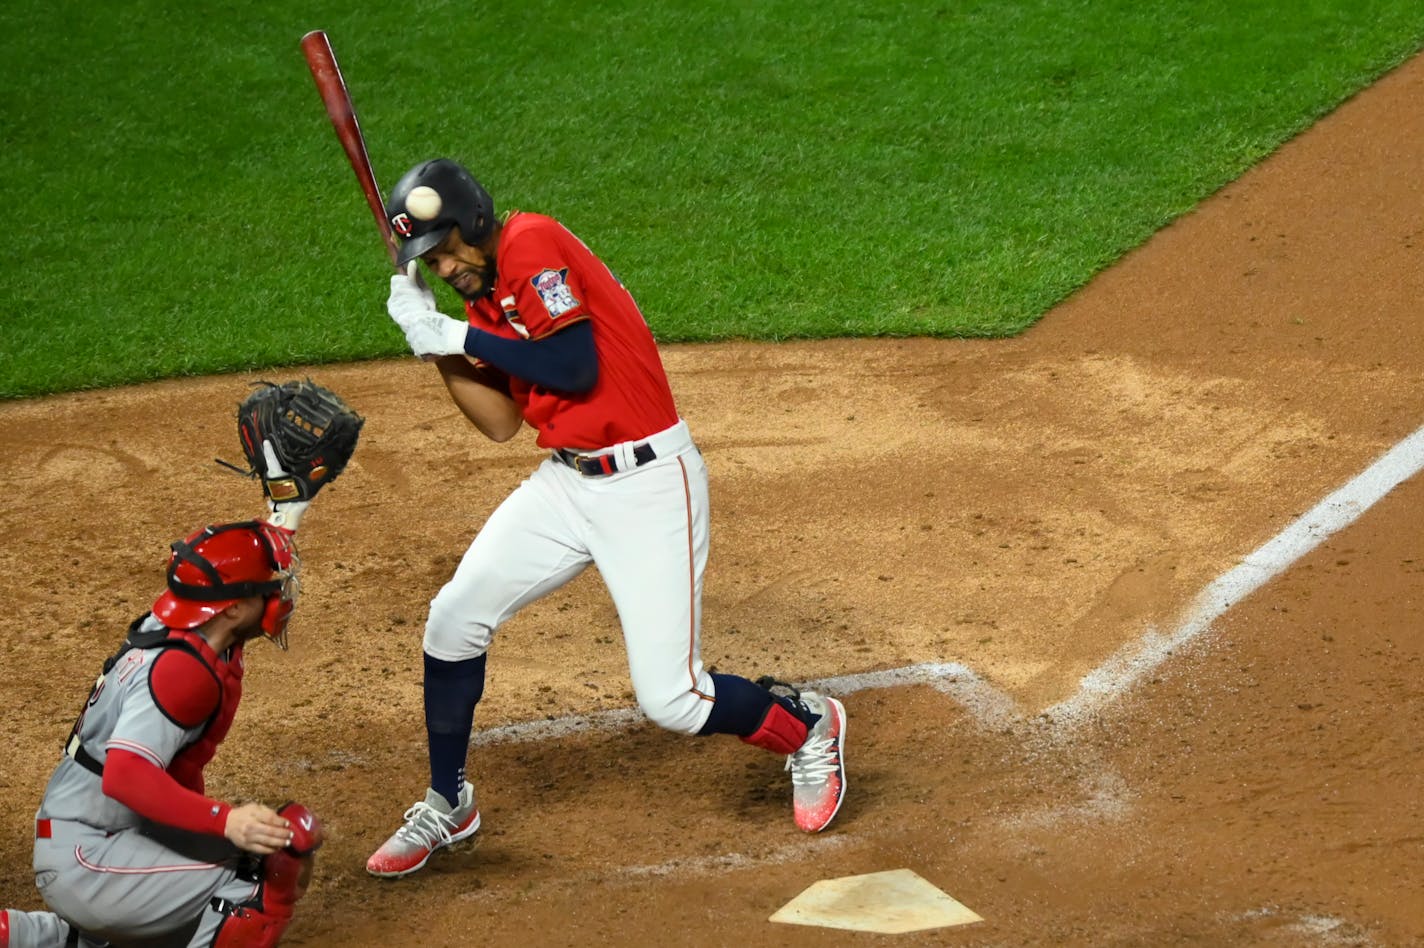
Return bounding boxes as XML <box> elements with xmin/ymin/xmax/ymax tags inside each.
<box><xmin>65</xmin><ymin>617</ymin><xmax>244</xmax><ymax>784</ymax></box>
<box><xmin>167</xmin><ymin>630</ymin><xmax>245</xmax><ymax>779</ymax></box>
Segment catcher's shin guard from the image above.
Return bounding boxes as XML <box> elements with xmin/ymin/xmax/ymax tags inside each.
<box><xmin>209</xmin><ymin>854</ymin><xmax>309</xmax><ymax>948</ymax></box>
<box><xmin>267</xmin><ymin>803</ymin><xmax>322</xmax><ymax>906</ymax></box>
<box><xmin>212</xmin><ymin>804</ymin><xmax>322</xmax><ymax>947</ymax></box>
<box><xmin>211</xmin><ymin>899</ymin><xmax>292</xmax><ymax>948</ymax></box>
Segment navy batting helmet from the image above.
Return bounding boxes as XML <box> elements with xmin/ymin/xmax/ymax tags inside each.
<box><xmin>385</xmin><ymin>159</ymin><xmax>496</xmax><ymax>266</ymax></box>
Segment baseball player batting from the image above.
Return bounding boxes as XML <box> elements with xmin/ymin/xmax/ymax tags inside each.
<box><xmin>1</xmin><ymin>522</ymin><xmax>321</xmax><ymax>948</ymax></box>
<box><xmin>368</xmin><ymin>158</ymin><xmax>848</xmax><ymax>877</ymax></box>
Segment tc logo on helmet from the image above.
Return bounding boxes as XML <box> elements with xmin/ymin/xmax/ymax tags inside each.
<box><xmin>391</xmin><ymin>213</ymin><xmax>413</xmax><ymax>237</ymax></box>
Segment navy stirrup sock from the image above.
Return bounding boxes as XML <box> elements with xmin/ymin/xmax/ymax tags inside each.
<box><xmin>697</xmin><ymin>673</ymin><xmax>778</xmax><ymax>736</ymax></box>
<box><xmin>423</xmin><ymin>652</ymin><xmax>487</xmax><ymax>808</ymax></box>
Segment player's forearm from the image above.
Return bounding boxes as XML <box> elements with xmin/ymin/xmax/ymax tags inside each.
<box><xmin>103</xmin><ymin>749</ymin><xmax>230</xmax><ymax>837</ymax></box>
<box><xmin>435</xmin><ymin>356</ymin><xmax>523</xmax><ymax>441</ymax></box>
<box><xmin>462</xmin><ymin>320</ymin><xmax>599</xmax><ymax>394</ymax></box>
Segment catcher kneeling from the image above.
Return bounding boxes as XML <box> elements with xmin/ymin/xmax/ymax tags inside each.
<box><xmin>2</xmin><ymin>522</ymin><xmax>323</xmax><ymax>948</ymax></box>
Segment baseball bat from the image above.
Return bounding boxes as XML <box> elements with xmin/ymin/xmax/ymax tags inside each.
<box><xmin>300</xmin><ymin>30</ymin><xmax>401</xmax><ymax>270</ymax></box>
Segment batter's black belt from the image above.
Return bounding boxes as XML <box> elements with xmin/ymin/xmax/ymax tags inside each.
<box><xmin>553</xmin><ymin>442</ymin><xmax>656</xmax><ymax>476</ymax></box>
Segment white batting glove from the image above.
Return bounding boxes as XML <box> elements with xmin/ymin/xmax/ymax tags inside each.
<box><xmin>387</xmin><ymin>261</ymin><xmax>439</xmax><ymax>331</ymax></box>
<box><xmin>406</xmin><ymin>260</ymin><xmax>438</xmax><ymax>307</ymax></box>
<box><xmin>403</xmin><ymin>310</ymin><xmax>471</xmax><ymax>359</ymax></box>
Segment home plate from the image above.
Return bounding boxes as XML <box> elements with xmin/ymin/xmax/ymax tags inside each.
<box><xmin>769</xmin><ymin>868</ymin><xmax>983</xmax><ymax>934</ymax></box>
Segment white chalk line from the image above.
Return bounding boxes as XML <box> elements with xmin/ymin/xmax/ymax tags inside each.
<box><xmin>454</xmin><ymin>836</ymin><xmax>854</xmax><ymax>903</ymax></box>
<box><xmin>475</xmin><ymin>421</ymin><xmax>1424</xmax><ymax>748</ymax></box>
<box><xmin>1043</xmin><ymin>421</ymin><xmax>1424</xmax><ymax>729</ymax></box>
<box><xmin>471</xmin><ymin>662</ymin><xmax>1017</xmax><ymax>748</ymax></box>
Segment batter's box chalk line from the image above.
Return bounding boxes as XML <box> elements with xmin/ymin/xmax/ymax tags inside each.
<box><xmin>472</xmin><ymin>423</ymin><xmax>1424</xmax><ymax>748</ymax></box>
<box><xmin>1044</xmin><ymin>420</ymin><xmax>1424</xmax><ymax>731</ymax></box>
<box><xmin>471</xmin><ymin>663</ymin><xmax>1015</xmax><ymax>749</ymax></box>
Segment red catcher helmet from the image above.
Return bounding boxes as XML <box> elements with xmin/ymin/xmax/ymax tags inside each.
<box><xmin>152</xmin><ymin>521</ymin><xmax>300</xmax><ymax>649</ymax></box>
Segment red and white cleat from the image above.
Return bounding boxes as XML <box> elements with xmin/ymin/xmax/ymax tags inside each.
<box><xmin>366</xmin><ymin>784</ymin><xmax>480</xmax><ymax>878</ymax></box>
<box><xmin>787</xmin><ymin>692</ymin><xmax>847</xmax><ymax>832</ymax></box>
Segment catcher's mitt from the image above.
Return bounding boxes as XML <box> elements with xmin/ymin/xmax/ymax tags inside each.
<box><xmin>226</xmin><ymin>380</ymin><xmax>364</xmax><ymax>503</ymax></box>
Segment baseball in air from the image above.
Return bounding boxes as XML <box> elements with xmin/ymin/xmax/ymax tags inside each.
<box><xmin>405</xmin><ymin>185</ymin><xmax>443</xmax><ymax>220</ymax></box>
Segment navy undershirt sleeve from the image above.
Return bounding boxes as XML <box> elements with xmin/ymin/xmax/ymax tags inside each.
<box><xmin>462</xmin><ymin>320</ymin><xmax>598</xmax><ymax>394</ymax></box>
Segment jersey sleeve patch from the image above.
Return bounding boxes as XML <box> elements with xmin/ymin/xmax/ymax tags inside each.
<box><xmin>148</xmin><ymin>648</ymin><xmax>222</xmax><ymax>729</ymax></box>
<box><xmin>531</xmin><ymin>268</ymin><xmax>580</xmax><ymax>318</ymax></box>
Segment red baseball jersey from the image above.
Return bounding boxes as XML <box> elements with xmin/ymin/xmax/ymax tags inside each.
<box><xmin>464</xmin><ymin>212</ymin><xmax>678</xmax><ymax>449</ymax></box>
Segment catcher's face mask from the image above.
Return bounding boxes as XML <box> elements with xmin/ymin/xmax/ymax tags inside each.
<box><xmin>153</xmin><ymin>521</ymin><xmax>301</xmax><ymax>649</ymax></box>
<box><xmin>257</xmin><ymin>525</ymin><xmax>301</xmax><ymax>650</ymax></box>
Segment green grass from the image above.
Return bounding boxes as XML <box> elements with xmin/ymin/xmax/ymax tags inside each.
<box><xmin>2</xmin><ymin>0</ymin><xmax>1422</xmax><ymax>397</ymax></box>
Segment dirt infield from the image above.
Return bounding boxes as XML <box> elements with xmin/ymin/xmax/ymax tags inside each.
<box><xmin>3</xmin><ymin>53</ymin><xmax>1423</xmax><ymax>948</ymax></box>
